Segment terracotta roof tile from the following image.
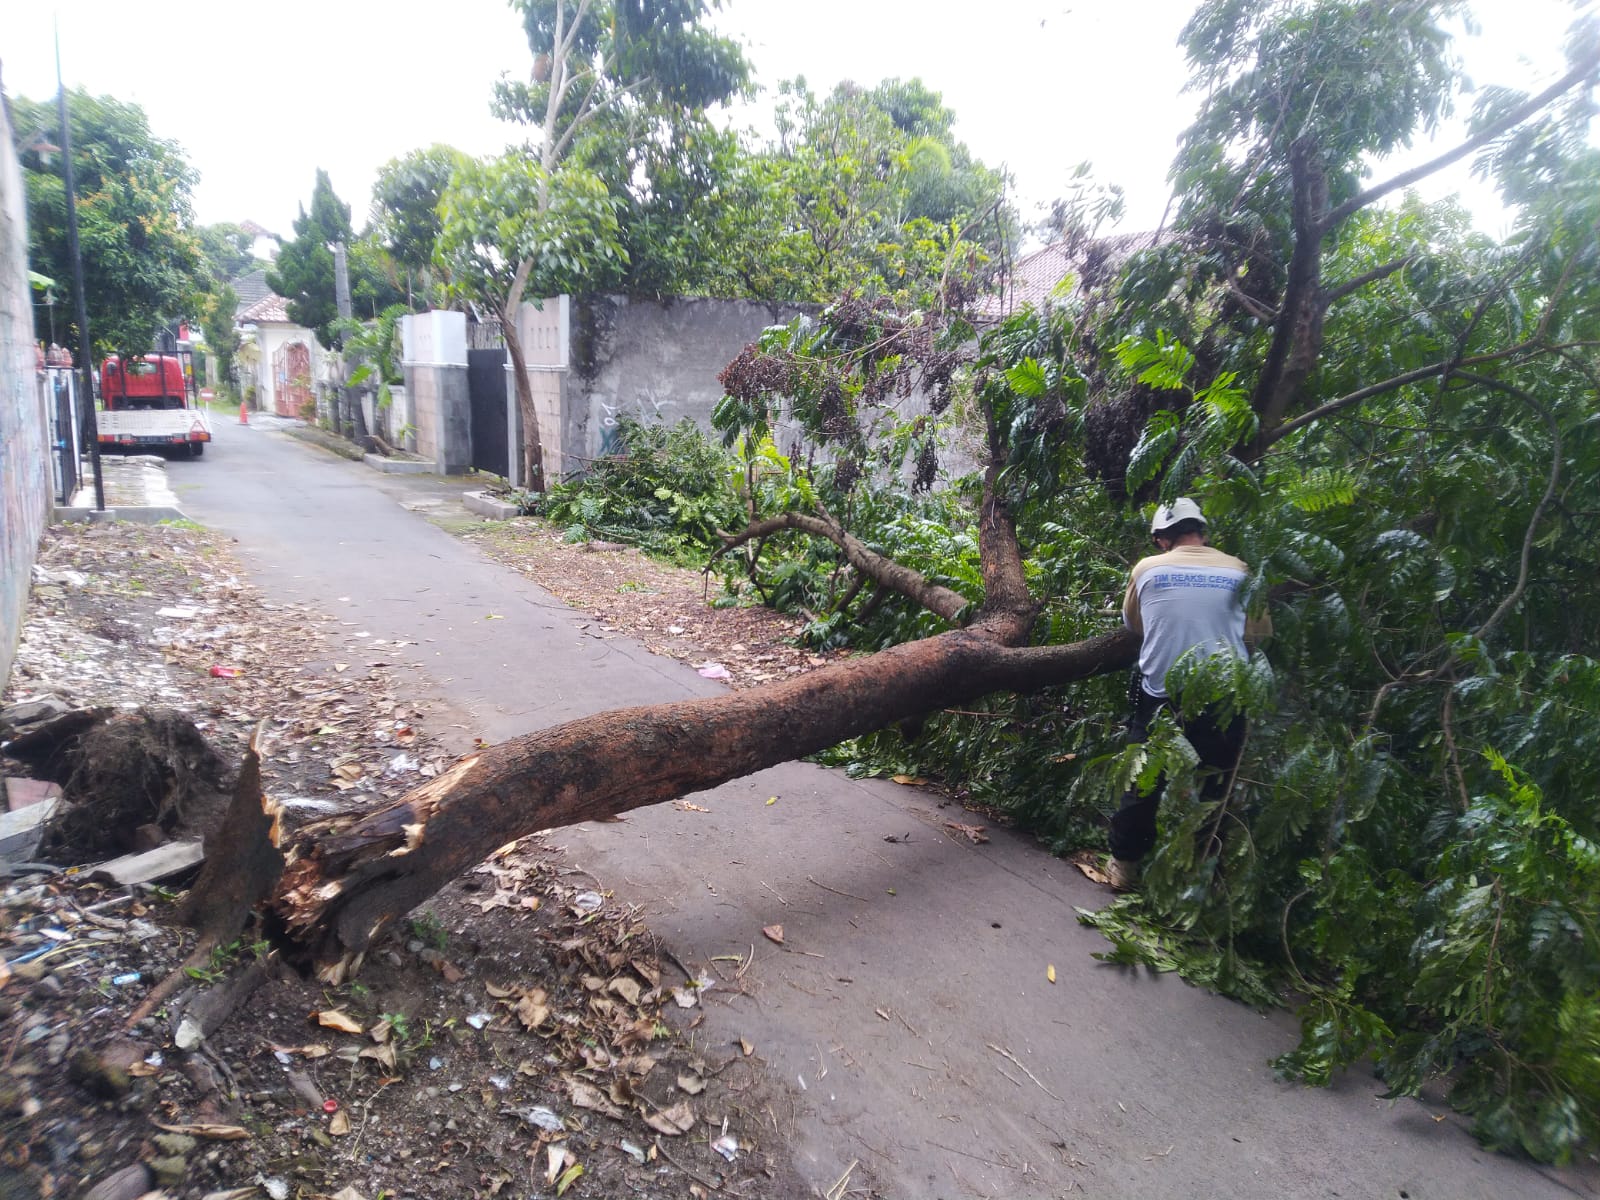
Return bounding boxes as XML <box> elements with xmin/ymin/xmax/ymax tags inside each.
<box><xmin>237</xmin><ymin>293</ymin><xmax>293</xmax><ymax>324</ymax></box>
<box><xmin>979</xmin><ymin>231</ymin><xmax>1163</xmax><ymax>320</ymax></box>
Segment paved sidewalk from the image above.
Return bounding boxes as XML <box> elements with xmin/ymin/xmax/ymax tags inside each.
<box><xmin>64</xmin><ymin>453</ymin><xmax>183</xmax><ymax>519</ymax></box>
<box><xmin>173</xmin><ymin>418</ymin><xmax>1599</xmax><ymax>1199</ymax></box>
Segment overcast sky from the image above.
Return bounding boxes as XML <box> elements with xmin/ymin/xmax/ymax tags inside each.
<box><xmin>2</xmin><ymin>0</ymin><xmax>1590</xmax><ymax>245</ymax></box>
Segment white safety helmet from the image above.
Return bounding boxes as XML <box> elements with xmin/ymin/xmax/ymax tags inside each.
<box><xmin>1150</xmin><ymin>497</ymin><xmax>1207</xmax><ymax>535</ymax></box>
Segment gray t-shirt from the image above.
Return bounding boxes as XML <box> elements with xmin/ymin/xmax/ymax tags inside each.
<box><xmin>1122</xmin><ymin>544</ymin><xmax>1257</xmax><ymax>698</ymax></box>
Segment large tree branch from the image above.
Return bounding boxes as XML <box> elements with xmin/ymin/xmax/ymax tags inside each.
<box><xmin>974</xmin><ymin>403</ymin><xmax>1036</xmax><ymax>640</ymax></box>
<box><xmin>541</xmin><ymin>0</ymin><xmax>601</xmax><ymax>172</ymax></box>
<box><xmin>550</xmin><ymin>77</ymin><xmax>650</xmax><ymax>164</ymax></box>
<box><xmin>269</xmin><ymin>625</ymin><xmax>1138</xmax><ymax>980</ymax></box>
<box><xmin>1257</xmin><ymin>328</ymin><xmax>1562</xmax><ymax>453</ymax></box>
<box><xmin>1322</xmin><ymin>48</ymin><xmax>1600</xmax><ymax>231</ymax></box>
<box><xmin>1228</xmin><ymin>276</ymin><xmax>1279</xmax><ymax>323</ymax></box>
<box><xmin>1259</xmin><ymin>360</ymin><xmax>1459</xmax><ymax>451</ymax></box>
<box><xmin>1251</xmin><ymin>138</ymin><xmax>1330</xmax><ymax>444</ymax></box>
<box><xmin>1321</xmin><ymin>255</ymin><xmax>1413</xmax><ymax>308</ymax></box>
<box><xmin>714</xmin><ymin>510</ymin><xmax>970</xmax><ymax>624</ymax></box>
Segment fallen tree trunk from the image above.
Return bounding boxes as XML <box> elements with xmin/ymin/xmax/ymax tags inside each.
<box><xmin>265</xmin><ymin>625</ymin><xmax>1137</xmax><ymax>981</ymax></box>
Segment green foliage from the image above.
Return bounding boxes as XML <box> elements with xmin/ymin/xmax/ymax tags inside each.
<box><xmin>195</xmin><ymin>223</ymin><xmax>259</xmax><ymax>283</ymax></box>
<box><xmin>704</xmin><ymin>77</ymin><xmax>1009</xmax><ymax>304</ymax></box>
<box><xmin>267</xmin><ymin>169</ymin><xmax>353</xmax><ymax>348</ymax></box>
<box><xmin>1174</xmin><ymin>0</ymin><xmax>1468</xmax><ymax>222</ymax></box>
<box><xmin>405</xmin><ymin>911</ymin><xmax>448</xmax><ymax>951</ymax></box>
<box><xmin>194</xmin><ymin>283</ymin><xmax>239</xmax><ymax>385</ymax></box>
<box><xmin>536</xmin><ymin>418</ymin><xmax>745</xmax><ymax>563</ymax></box>
<box><xmin>267</xmin><ymin>172</ymin><xmax>401</xmax><ymax>349</ymax></box>
<box><xmin>341</xmin><ymin>304</ymin><xmax>409</xmax><ymax>442</ymax></box>
<box><xmin>15</xmin><ymin>89</ymin><xmax>204</xmax><ymax>357</ymax></box>
<box><xmin>372</xmin><ymin>145</ymin><xmax>471</xmax><ymax>281</ymax></box>
<box><xmin>436</xmin><ymin>156</ymin><xmax>626</xmax><ymax>316</ymax></box>
<box><xmin>497</xmin><ymin>0</ymin><xmax>747</xmax><ymax>123</ymax></box>
<box><xmin>474</xmin><ymin>0</ymin><xmax>747</xmax><ymax>306</ymax></box>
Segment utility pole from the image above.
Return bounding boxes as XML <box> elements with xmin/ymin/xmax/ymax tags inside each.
<box><xmin>333</xmin><ymin>241</ymin><xmax>355</xmax><ymax>439</ymax></box>
<box><xmin>56</xmin><ymin>22</ymin><xmax>104</xmax><ymax>511</ymax></box>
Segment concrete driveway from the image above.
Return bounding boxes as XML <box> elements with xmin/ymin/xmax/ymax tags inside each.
<box><xmin>173</xmin><ymin>417</ymin><xmax>1595</xmax><ymax>1199</ymax></box>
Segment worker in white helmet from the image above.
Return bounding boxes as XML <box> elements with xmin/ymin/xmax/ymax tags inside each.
<box><xmin>1106</xmin><ymin>497</ymin><xmax>1271</xmax><ymax>891</ymax></box>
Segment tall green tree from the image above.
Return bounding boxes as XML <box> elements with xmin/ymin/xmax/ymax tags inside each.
<box><xmin>437</xmin><ymin>0</ymin><xmax>748</xmax><ymax>489</ymax></box>
<box><xmin>438</xmin><ymin>153</ymin><xmax>625</xmax><ymax>482</ymax></box>
<box><xmin>267</xmin><ymin>169</ymin><xmax>353</xmax><ymax>348</ymax></box>
<box><xmin>195</xmin><ymin>222</ymin><xmax>258</xmax><ymax>284</ymax></box>
<box><xmin>270</xmin><ymin>171</ymin><xmax>402</xmax><ymax>347</ymax></box>
<box><xmin>15</xmin><ymin>90</ymin><xmax>203</xmax><ymax>358</ymax></box>
<box><xmin>708</xmin><ymin>77</ymin><xmax>1010</xmax><ymax>303</ymax></box>
<box><xmin>371</xmin><ymin>145</ymin><xmax>471</xmax><ymax>306</ymax></box>
<box><xmin>191</xmin><ymin>223</ymin><xmax>261</xmax><ymax>386</ymax></box>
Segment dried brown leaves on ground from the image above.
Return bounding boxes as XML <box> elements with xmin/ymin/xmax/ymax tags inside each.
<box><xmin>0</xmin><ymin>522</ymin><xmax>808</xmax><ymax>1200</ymax></box>
<box><xmin>8</xmin><ymin>522</ymin><xmax>451</xmax><ymax>822</ymax></box>
<box><xmin>465</xmin><ymin>521</ymin><xmax>845</xmax><ymax>689</ymax></box>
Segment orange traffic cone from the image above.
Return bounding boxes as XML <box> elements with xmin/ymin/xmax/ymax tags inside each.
<box><xmin>239</xmin><ymin>402</ymin><xmax>249</xmax><ymax>426</ymax></box>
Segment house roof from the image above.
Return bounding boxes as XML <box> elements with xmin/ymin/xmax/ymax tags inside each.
<box><xmin>237</xmin><ymin>292</ymin><xmax>294</xmax><ymax>325</ymax></box>
<box><xmin>238</xmin><ymin>219</ymin><xmax>276</xmax><ymax>238</ymax></box>
<box><xmin>231</xmin><ymin>269</ymin><xmax>272</xmax><ymax>316</ymax></box>
<box><xmin>980</xmin><ymin>231</ymin><xmax>1163</xmax><ymax>320</ymax></box>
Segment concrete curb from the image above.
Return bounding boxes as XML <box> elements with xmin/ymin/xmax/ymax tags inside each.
<box><xmin>63</xmin><ymin>454</ymin><xmax>186</xmax><ymax>522</ymax></box>
<box><xmin>55</xmin><ymin>505</ymin><xmax>188</xmax><ymax>525</ymax></box>
<box><xmin>463</xmin><ymin>490</ymin><xmax>522</xmax><ymax>520</ymax></box>
<box><xmin>363</xmin><ymin>454</ymin><xmax>433</xmax><ymax>475</ymax></box>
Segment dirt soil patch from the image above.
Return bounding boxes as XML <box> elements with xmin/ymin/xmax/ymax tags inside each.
<box><xmin>464</xmin><ymin>521</ymin><xmax>847</xmax><ymax>690</ymax></box>
<box><xmin>1</xmin><ymin>522</ymin><xmax>811</xmax><ymax>1199</ymax></box>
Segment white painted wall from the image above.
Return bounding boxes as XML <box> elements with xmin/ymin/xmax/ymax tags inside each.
<box><xmin>247</xmin><ymin>323</ymin><xmax>324</xmax><ymax>416</ymax></box>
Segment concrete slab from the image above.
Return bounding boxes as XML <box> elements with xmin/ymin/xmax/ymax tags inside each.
<box><xmin>85</xmin><ymin>840</ymin><xmax>204</xmax><ymax>886</ymax></box>
<box><xmin>463</xmin><ymin>490</ymin><xmax>520</xmax><ymax>520</ymax></box>
<box><xmin>363</xmin><ymin>453</ymin><xmax>432</xmax><ymax>474</ymax></box>
<box><xmin>0</xmin><ymin>797</ymin><xmax>59</xmax><ymax>861</ymax></box>
<box><xmin>4</xmin><ymin>777</ymin><xmax>62</xmax><ymax>812</ymax></box>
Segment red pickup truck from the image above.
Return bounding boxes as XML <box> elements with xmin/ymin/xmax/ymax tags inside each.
<box><xmin>98</xmin><ymin>352</ymin><xmax>212</xmax><ymax>457</ymax></box>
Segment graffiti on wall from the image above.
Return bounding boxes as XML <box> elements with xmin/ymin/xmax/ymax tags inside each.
<box><xmin>597</xmin><ymin>387</ymin><xmax>679</xmax><ymax>456</ymax></box>
<box><xmin>1</xmin><ymin>110</ymin><xmax>53</xmax><ymax>685</ymax></box>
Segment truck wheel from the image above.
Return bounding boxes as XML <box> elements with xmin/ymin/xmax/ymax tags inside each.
<box><xmin>188</xmin><ymin>442</ymin><xmax>205</xmax><ymax>459</ymax></box>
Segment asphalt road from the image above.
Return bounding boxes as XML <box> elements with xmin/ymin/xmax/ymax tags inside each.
<box><xmin>174</xmin><ymin>416</ymin><xmax>1596</xmax><ymax>1199</ymax></box>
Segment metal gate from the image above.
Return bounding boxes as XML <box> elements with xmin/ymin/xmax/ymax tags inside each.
<box><xmin>467</xmin><ymin>348</ymin><xmax>510</xmax><ymax>477</ymax></box>
<box><xmin>44</xmin><ymin>366</ymin><xmax>80</xmax><ymax>503</ymax></box>
<box><xmin>273</xmin><ymin>342</ymin><xmax>312</xmax><ymax>417</ymax></box>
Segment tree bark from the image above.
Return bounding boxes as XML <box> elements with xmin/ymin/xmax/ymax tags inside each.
<box><xmin>501</xmin><ymin>295</ymin><xmax>546</xmax><ymax>492</ymax></box>
<box><xmin>1251</xmin><ymin>138</ymin><xmax>1329</xmax><ymax>450</ymax></box>
<box><xmin>717</xmin><ymin>510</ymin><xmax>969</xmax><ymax>623</ymax></box>
<box><xmin>265</xmin><ymin>625</ymin><xmax>1137</xmax><ymax>982</ymax></box>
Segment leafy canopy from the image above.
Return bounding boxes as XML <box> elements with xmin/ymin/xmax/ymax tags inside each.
<box><xmin>16</xmin><ymin>89</ymin><xmax>203</xmax><ymax>357</ymax></box>
<box><xmin>268</xmin><ymin>170</ymin><xmax>402</xmax><ymax>348</ymax></box>
<box><xmin>682</xmin><ymin>0</ymin><xmax>1600</xmax><ymax>1163</ymax></box>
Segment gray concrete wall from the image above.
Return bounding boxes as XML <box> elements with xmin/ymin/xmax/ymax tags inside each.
<box><xmin>514</xmin><ymin>298</ymin><xmax>570</xmax><ymax>485</ymax></box>
<box><xmin>1</xmin><ymin>96</ymin><xmax>53</xmax><ymax>687</ymax></box>
<box><xmin>401</xmin><ymin>311</ymin><xmax>471</xmax><ymax>474</ymax></box>
<box><xmin>520</xmin><ymin>295</ymin><xmax>807</xmax><ymax>480</ymax></box>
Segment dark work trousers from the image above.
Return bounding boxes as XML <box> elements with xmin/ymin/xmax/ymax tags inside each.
<box><xmin>1108</xmin><ymin>687</ymin><xmax>1246</xmax><ymax>863</ymax></box>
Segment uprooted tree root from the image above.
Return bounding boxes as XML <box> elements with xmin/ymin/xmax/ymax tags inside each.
<box><xmin>130</xmin><ymin>723</ymin><xmax>285</xmax><ymax>1029</ymax></box>
<box><xmin>32</xmin><ymin>708</ymin><xmax>232</xmax><ymax>863</ymax></box>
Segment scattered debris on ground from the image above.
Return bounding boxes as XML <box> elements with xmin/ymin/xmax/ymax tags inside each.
<box><xmin>1</xmin><ymin>521</ymin><xmax>810</xmax><ymax>1199</ymax></box>
<box><xmin>466</xmin><ymin>521</ymin><xmax>845</xmax><ymax>689</ymax></box>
